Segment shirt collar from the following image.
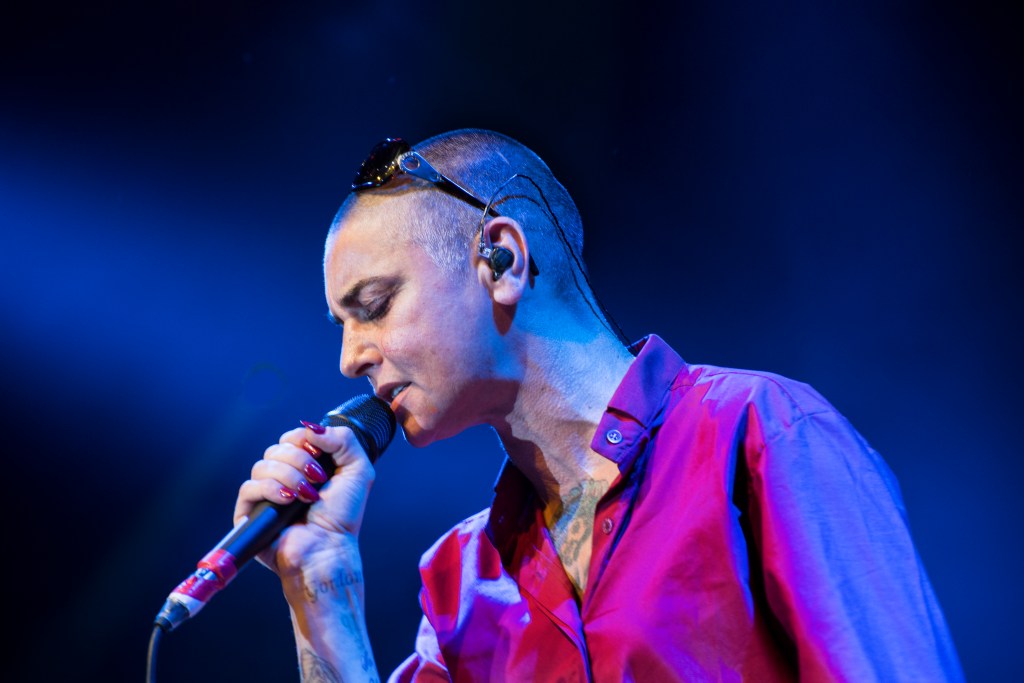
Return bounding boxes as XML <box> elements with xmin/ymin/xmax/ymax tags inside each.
<box><xmin>487</xmin><ymin>334</ymin><xmax>686</xmax><ymax>555</ymax></box>
<box><xmin>603</xmin><ymin>334</ymin><xmax>685</xmax><ymax>438</ymax></box>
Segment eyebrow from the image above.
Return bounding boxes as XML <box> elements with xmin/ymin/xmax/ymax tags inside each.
<box><xmin>326</xmin><ymin>275</ymin><xmax>398</xmax><ymax>326</ymax></box>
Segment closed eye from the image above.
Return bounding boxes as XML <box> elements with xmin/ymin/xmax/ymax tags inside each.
<box><xmin>332</xmin><ymin>275</ymin><xmax>404</xmax><ymax>328</ymax></box>
<box><xmin>361</xmin><ymin>294</ymin><xmax>392</xmax><ymax>322</ymax></box>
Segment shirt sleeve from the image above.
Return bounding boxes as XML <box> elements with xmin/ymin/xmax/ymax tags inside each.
<box><xmin>744</xmin><ymin>392</ymin><xmax>965</xmax><ymax>682</ymax></box>
<box><xmin>386</xmin><ymin>615</ymin><xmax>451</xmax><ymax>683</ymax></box>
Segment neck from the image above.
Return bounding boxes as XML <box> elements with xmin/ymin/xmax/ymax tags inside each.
<box><xmin>492</xmin><ymin>322</ymin><xmax>634</xmax><ymax>505</ymax></box>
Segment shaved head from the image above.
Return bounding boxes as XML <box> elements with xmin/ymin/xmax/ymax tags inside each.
<box><xmin>331</xmin><ymin>129</ymin><xmax>587</xmax><ymax>299</ymax></box>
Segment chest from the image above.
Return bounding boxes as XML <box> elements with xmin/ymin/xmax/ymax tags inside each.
<box><xmin>423</xmin><ymin>478</ymin><xmax>789</xmax><ymax>682</ymax></box>
<box><xmin>544</xmin><ymin>481</ymin><xmax>609</xmax><ymax>596</ymax></box>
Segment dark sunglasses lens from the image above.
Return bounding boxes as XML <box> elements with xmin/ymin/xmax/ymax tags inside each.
<box><xmin>352</xmin><ymin>138</ymin><xmax>411</xmax><ymax>189</ymax></box>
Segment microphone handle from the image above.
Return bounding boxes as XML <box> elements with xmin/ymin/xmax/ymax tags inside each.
<box><xmin>214</xmin><ymin>448</ymin><xmax>335</xmax><ymax>567</ymax></box>
<box><xmin>215</xmin><ymin>414</ymin><xmax>374</xmax><ymax>568</ymax></box>
<box><xmin>154</xmin><ymin>407</ymin><xmax>385</xmax><ymax>632</ymax></box>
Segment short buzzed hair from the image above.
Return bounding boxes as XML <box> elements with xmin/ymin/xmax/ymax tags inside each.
<box><xmin>333</xmin><ymin>129</ymin><xmax>587</xmax><ymax>299</ymax></box>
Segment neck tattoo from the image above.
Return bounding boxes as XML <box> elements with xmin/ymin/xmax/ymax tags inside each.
<box><xmin>546</xmin><ymin>478</ymin><xmax>611</xmax><ymax>595</ymax></box>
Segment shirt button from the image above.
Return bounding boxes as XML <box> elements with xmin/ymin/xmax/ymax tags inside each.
<box><xmin>605</xmin><ymin>429</ymin><xmax>623</xmax><ymax>444</ymax></box>
<box><xmin>601</xmin><ymin>518</ymin><xmax>614</xmax><ymax>534</ymax></box>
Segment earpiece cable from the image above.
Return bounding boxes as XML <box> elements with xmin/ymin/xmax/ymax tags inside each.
<box><xmin>478</xmin><ymin>173</ymin><xmax>631</xmax><ymax>346</ymax></box>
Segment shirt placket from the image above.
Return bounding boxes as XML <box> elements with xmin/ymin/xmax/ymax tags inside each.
<box><xmin>584</xmin><ymin>416</ymin><xmax>649</xmax><ymax>610</ymax></box>
<box><xmin>512</xmin><ymin>506</ymin><xmax>593</xmax><ymax>678</ymax></box>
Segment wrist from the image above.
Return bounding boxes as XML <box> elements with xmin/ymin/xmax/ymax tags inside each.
<box><xmin>280</xmin><ymin>535</ymin><xmax>365</xmax><ymax>607</ymax></box>
<box><xmin>285</xmin><ymin>546</ymin><xmax>380</xmax><ymax>683</ymax></box>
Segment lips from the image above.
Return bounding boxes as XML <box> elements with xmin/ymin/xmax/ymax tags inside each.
<box><xmin>377</xmin><ymin>382</ymin><xmax>410</xmax><ymax>404</ymax></box>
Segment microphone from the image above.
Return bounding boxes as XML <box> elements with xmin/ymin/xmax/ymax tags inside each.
<box><xmin>154</xmin><ymin>394</ymin><xmax>397</xmax><ymax>632</ymax></box>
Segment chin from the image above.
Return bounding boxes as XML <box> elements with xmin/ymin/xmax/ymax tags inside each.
<box><xmin>396</xmin><ymin>411</ymin><xmax>463</xmax><ymax>449</ymax></box>
<box><xmin>400</xmin><ymin>427</ymin><xmax>429</xmax><ymax>448</ymax></box>
<box><xmin>396</xmin><ymin>415</ymin><xmax>439</xmax><ymax>449</ymax></box>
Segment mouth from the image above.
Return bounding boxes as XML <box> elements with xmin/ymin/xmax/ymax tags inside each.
<box><xmin>378</xmin><ymin>382</ymin><xmax>411</xmax><ymax>404</ymax></box>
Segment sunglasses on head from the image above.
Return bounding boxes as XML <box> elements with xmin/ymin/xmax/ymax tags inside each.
<box><xmin>350</xmin><ymin>137</ymin><xmax>633</xmax><ymax>344</ymax></box>
<box><xmin>352</xmin><ymin>137</ymin><xmax>499</xmax><ymax>216</ymax></box>
<box><xmin>351</xmin><ymin>136</ymin><xmax>539</xmax><ymax>277</ymax></box>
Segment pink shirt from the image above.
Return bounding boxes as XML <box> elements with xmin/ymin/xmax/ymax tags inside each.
<box><xmin>389</xmin><ymin>335</ymin><xmax>963</xmax><ymax>682</ymax></box>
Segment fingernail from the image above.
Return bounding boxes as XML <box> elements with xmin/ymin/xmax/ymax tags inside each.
<box><xmin>302</xmin><ymin>441</ymin><xmax>323</xmax><ymax>458</ymax></box>
<box><xmin>304</xmin><ymin>460</ymin><xmax>328</xmax><ymax>484</ymax></box>
<box><xmin>296</xmin><ymin>480</ymin><xmax>320</xmax><ymax>503</ymax></box>
<box><xmin>279</xmin><ymin>486</ymin><xmax>297</xmax><ymax>501</ymax></box>
<box><xmin>300</xmin><ymin>420</ymin><xmax>326</xmax><ymax>434</ymax></box>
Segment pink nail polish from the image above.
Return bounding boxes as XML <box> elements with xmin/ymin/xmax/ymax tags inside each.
<box><xmin>304</xmin><ymin>461</ymin><xmax>328</xmax><ymax>484</ymax></box>
<box><xmin>279</xmin><ymin>486</ymin><xmax>297</xmax><ymax>501</ymax></box>
<box><xmin>296</xmin><ymin>481</ymin><xmax>320</xmax><ymax>503</ymax></box>
<box><xmin>302</xmin><ymin>441</ymin><xmax>323</xmax><ymax>458</ymax></box>
<box><xmin>300</xmin><ymin>420</ymin><xmax>326</xmax><ymax>434</ymax></box>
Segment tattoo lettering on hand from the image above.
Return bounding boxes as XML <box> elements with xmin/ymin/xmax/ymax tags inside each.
<box><xmin>303</xmin><ymin>570</ymin><xmax>364</xmax><ymax>603</ymax></box>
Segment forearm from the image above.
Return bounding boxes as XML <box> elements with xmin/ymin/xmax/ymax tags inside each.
<box><xmin>283</xmin><ymin>555</ymin><xmax>381</xmax><ymax>683</ymax></box>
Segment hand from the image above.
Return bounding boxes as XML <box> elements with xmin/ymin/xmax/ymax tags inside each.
<box><xmin>233</xmin><ymin>423</ymin><xmax>376</xmax><ymax>578</ymax></box>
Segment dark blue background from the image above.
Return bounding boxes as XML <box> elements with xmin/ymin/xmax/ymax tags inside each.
<box><xmin>2</xmin><ymin>2</ymin><xmax>1019</xmax><ymax>680</ymax></box>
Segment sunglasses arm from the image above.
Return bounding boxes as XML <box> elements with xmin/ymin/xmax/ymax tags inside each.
<box><xmin>399</xmin><ymin>151</ymin><xmax>496</xmax><ymax>215</ymax></box>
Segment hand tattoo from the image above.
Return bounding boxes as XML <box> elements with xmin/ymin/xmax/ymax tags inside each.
<box><xmin>303</xmin><ymin>570</ymin><xmax>364</xmax><ymax>603</ymax></box>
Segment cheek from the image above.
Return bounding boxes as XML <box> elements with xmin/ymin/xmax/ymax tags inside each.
<box><xmin>379</xmin><ymin>317</ymin><xmax>464</xmax><ymax>384</ymax></box>
<box><xmin>379</xmin><ymin>326</ymin><xmax>425</xmax><ymax>368</ymax></box>
<box><xmin>379</xmin><ymin>328</ymin><xmax>405</xmax><ymax>360</ymax></box>
<box><xmin>380</xmin><ymin>302</ymin><xmax>457</xmax><ymax>365</ymax></box>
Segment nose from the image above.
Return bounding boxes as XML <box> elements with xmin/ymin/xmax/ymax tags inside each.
<box><xmin>340</xmin><ymin>323</ymin><xmax>383</xmax><ymax>379</ymax></box>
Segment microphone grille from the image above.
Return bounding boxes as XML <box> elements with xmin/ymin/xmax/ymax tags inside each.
<box><xmin>321</xmin><ymin>394</ymin><xmax>397</xmax><ymax>463</ymax></box>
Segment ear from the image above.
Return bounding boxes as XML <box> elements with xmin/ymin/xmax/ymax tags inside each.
<box><xmin>476</xmin><ymin>217</ymin><xmax>532</xmax><ymax>306</ymax></box>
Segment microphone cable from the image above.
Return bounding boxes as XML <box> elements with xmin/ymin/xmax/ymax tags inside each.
<box><xmin>145</xmin><ymin>394</ymin><xmax>396</xmax><ymax>681</ymax></box>
<box><xmin>146</xmin><ymin>622</ymin><xmax>162</xmax><ymax>683</ymax></box>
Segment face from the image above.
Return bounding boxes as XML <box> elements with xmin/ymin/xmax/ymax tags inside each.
<box><xmin>324</xmin><ymin>207</ymin><xmax>506</xmax><ymax>447</ymax></box>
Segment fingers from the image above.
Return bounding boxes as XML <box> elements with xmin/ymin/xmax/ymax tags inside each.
<box><xmin>232</xmin><ymin>477</ymin><xmax>302</xmax><ymax>526</ymax></box>
<box><xmin>232</xmin><ymin>431</ymin><xmax>323</xmax><ymax>526</ymax></box>
<box><xmin>253</xmin><ymin>452</ymin><xmax>323</xmax><ymax>501</ymax></box>
<box><xmin>287</xmin><ymin>422</ymin><xmax>374</xmax><ymax>473</ymax></box>
<box><xmin>232</xmin><ymin>423</ymin><xmax>373</xmax><ymax>528</ymax></box>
